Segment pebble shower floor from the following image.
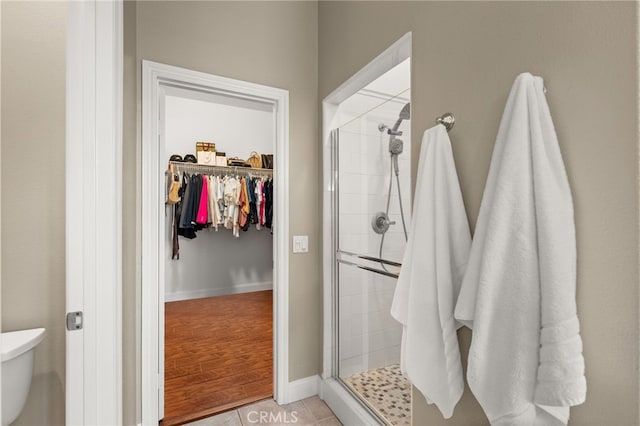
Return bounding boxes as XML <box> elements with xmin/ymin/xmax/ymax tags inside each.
<box><xmin>344</xmin><ymin>364</ymin><xmax>411</xmax><ymax>426</ymax></box>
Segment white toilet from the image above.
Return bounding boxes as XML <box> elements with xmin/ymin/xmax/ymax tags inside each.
<box><xmin>1</xmin><ymin>328</ymin><xmax>45</xmax><ymax>426</ymax></box>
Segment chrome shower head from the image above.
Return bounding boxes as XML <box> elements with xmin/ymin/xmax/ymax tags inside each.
<box><xmin>379</xmin><ymin>103</ymin><xmax>411</xmax><ymax>136</ymax></box>
<box><xmin>399</xmin><ymin>102</ymin><xmax>411</xmax><ymax>120</ymax></box>
<box><xmin>391</xmin><ymin>102</ymin><xmax>411</xmax><ymax>133</ymax></box>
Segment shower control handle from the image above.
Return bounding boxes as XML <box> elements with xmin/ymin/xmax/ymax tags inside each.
<box><xmin>371</xmin><ymin>212</ymin><xmax>395</xmax><ymax>235</ymax></box>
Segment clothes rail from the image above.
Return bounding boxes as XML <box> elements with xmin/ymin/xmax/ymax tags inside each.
<box><xmin>170</xmin><ymin>161</ymin><xmax>273</xmax><ymax>177</ymax></box>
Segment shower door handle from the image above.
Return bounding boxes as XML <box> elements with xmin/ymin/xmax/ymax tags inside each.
<box><xmin>337</xmin><ymin>258</ymin><xmax>400</xmax><ymax>279</ymax></box>
<box><xmin>357</xmin><ymin>264</ymin><xmax>399</xmax><ymax>279</ymax></box>
<box><xmin>338</xmin><ymin>250</ymin><xmax>402</xmax><ymax>267</ymax></box>
<box><xmin>356</xmin><ymin>254</ymin><xmax>402</xmax><ymax>267</ymax></box>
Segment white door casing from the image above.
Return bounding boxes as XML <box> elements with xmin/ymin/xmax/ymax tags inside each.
<box><xmin>141</xmin><ymin>61</ymin><xmax>290</xmax><ymax>424</ymax></box>
<box><xmin>66</xmin><ymin>0</ymin><xmax>123</xmax><ymax>424</ymax></box>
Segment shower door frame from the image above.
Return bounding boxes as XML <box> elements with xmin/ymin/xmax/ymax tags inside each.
<box><xmin>321</xmin><ymin>32</ymin><xmax>412</xmax><ymax>425</ymax></box>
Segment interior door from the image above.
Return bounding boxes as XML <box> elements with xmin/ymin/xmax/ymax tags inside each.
<box><xmin>66</xmin><ymin>1</ymin><xmax>123</xmax><ymax>423</ymax></box>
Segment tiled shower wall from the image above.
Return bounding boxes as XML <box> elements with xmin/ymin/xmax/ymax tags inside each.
<box><xmin>337</xmin><ymin>106</ymin><xmax>411</xmax><ymax>378</ymax></box>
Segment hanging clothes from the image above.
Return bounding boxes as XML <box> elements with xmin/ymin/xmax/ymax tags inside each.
<box><xmin>196</xmin><ymin>175</ymin><xmax>209</xmax><ymax>225</ymax></box>
<box><xmin>189</xmin><ymin>175</ymin><xmax>201</xmax><ymax>227</ymax></box>
<box><xmin>223</xmin><ymin>176</ymin><xmax>237</xmax><ymax>230</ymax></box>
<box><xmin>215</xmin><ymin>175</ymin><xmax>225</xmax><ymax>227</ymax></box>
<box><xmin>178</xmin><ymin>173</ymin><xmax>192</xmax><ymax>230</ymax></box>
<box><xmin>207</xmin><ymin>175</ymin><xmax>218</xmax><ymax>231</ymax></box>
<box><xmin>254</xmin><ymin>178</ymin><xmax>263</xmax><ymax>230</ymax></box>
<box><xmin>239</xmin><ymin>177</ymin><xmax>248</xmax><ymax>229</ymax></box>
<box><xmin>232</xmin><ymin>178</ymin><xmax>242</xmax><ymax>238</ymax></box>
<box><xmin>247</xmin><ymin>178</ymin><xmax>258</xmax><ymax>225</ymax></box>
<box><xmin>241</xmin><ymin>178</ymin><xmax>251</xmax><ymax>232</ymax></box>
<box><xmin>168</xmin><ymin>166</ymin><xmax>274</xmax><ymax>259</ymax></box>
<box><xmin>260</xmin><ymin>179</ymin><xmax>266</xmax><ymax>227</ymax></box>
<box><xmin>264</xmin><ymin>179</ymin><xmax>273</xmax><ymax>229</ymax></box>
<box><xmin>177</xmin><ymin>173</ymin><xmax>197</xmax><ymax>239</ymax></box>
<box><xmin>171</xmin><ymin>172</ymin><xmax>188</xmax><ymax>259</ymax></box>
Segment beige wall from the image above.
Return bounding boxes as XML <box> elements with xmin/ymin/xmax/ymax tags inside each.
<box><xmin>123</xmin><ymin>0</ymin><xmax>139</xmax><ymax>423</ymax></box>
<box><xmin>0</xmin><ymin>2</ymin><xmax>67</xmax><ymax>425</ymax></box>
<box><xmin>124</xmin><ymin>2</ymin><xmax>320</xmax><ymax>423</ymax></box>
<box><xmin>319</xmin><ymin>2</ymin><xmax>639</xmax><ymax>425</ymax></box>
<box><xmin>1</xmin><ymin>0</ymin><xmax>3</xmax><ymax>392</ymax></box>
<box><xmin>0</xmin><ymin>3</ymin><xmax>637</xmax><ymax>426</ymax></box>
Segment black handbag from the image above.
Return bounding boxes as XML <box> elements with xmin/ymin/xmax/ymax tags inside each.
<box><xmin>227</xmin><ymin>157</ymin><xmax>251</xmax><ymax>167</ymax></box>
<box><xmin>261</xmin><ymin>154</ymin><xmax>274</xmax><ymax>169</ymax></box>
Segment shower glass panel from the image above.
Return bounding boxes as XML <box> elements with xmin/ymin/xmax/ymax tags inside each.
<box><xmin>333</xmin><ymin>61</ymin><xmax>412</xmax><ymax>426</ymax></box>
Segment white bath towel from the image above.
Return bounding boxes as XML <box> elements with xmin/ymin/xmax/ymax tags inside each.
<box><xmin>454</xmin><ymin>72</ymin><xmax>586</xmax><ymax>425</ymax></box>
<box><xmin>390</xmin><ymin>124</ymin><xmax>471</xmax><ymax>419</ymax></box>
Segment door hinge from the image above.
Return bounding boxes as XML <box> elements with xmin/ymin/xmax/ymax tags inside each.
<box><xmin>66</xmin><ymin>311</ymin><xmax>83</xmax><ymax>331</ymax></box>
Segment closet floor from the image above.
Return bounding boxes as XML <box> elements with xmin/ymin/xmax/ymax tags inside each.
<box><xmin>163</xmin><ymin>290</ymin><xmax>273</xmax><ymax>425</ymax></box>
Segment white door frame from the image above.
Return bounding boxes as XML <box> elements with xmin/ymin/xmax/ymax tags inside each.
<box><xmin>141</xmin><ymin>61</ymin><xmax>290</xmax><ymax>424</ymax></box>
<box><xmin>65</xmin><ymin>0</ymin><xmax>123</xmax><ymax>424</ymax></box>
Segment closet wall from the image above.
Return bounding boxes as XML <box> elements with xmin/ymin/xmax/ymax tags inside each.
<box><xmin>319</xmin><ymin>2</ymin><xmax>638</xmax><ymax>425</ymax></box>
<box><xmin>163</xmin><ymin>91</ymin><xmax>274</xmax><ymax>301</ymax></box>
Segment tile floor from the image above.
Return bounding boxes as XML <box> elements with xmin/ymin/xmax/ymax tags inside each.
<box><xmin>184</xmin><ymin>396</ymin><xmax>342</xmax><ymax>426</ymax></box>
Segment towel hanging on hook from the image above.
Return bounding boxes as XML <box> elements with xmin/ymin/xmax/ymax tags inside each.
<box><xmin>436</xmin><ymin>112</ymin><xmax>455</xmax><ymax>131</ymax></box>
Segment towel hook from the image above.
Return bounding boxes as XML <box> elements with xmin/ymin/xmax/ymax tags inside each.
<box><xmin>436</xmin><ymin>112</ymin><xmax>455</xmax><ymax>132</ymax></box>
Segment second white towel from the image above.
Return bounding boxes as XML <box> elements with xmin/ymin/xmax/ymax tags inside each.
<box><xmin>390</xmin><ymin>124</ymin><xmax>471</xmax><ymax>419</ymax></box>
<box><xmin>454</xmin><ymin>72</ymin><xmax>586</xmax><ymax>425</ymax></box>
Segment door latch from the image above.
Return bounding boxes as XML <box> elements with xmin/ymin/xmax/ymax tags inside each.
<box><xmin>66</xmin><ymin>311</ymin><xmax>83</xmax><ymax>330</ymax></box>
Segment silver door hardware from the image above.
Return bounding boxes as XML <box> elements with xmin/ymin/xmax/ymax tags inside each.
<box><xmin>66</xmin><ymin>311</ymin><xmax>83</xmax><ymax>330</ymax></box>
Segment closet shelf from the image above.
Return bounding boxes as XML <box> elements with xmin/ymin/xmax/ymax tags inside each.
<box><xmin>169</xmin><ymin>161</ymin><xmax>273</xmax><ymax>177</ymax></box>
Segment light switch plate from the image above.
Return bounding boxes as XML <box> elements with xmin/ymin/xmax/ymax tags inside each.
<box><xmin>293</xmin><ymin>235</ymin><xmax>309</xmax><ymax>253</ymax></box>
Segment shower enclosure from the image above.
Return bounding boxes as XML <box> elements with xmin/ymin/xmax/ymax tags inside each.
<box><xmin>327</xmin><ymin>58</ymin><xmax>412</xmax><ymax>426</ymax></box>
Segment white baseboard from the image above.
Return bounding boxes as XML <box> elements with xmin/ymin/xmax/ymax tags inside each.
<box><xmin>164</xmin><ymin>282</ymin><xmax>273</xmax><ymax>302</ymax></box>
<box><xmin>286</xmin><ymin>375</ymin><xmax>321</xmax><ymax>404</ymax></box>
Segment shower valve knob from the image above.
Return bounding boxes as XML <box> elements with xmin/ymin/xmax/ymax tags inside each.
<box><xmin>372</xmin><ymin>212</ymin><xmax>394</xmax><ymax>235</ymax></box>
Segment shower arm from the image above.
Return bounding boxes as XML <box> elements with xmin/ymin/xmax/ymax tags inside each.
<box><xmin>378</xmin><ymin>111</ymin><xmax>455</xmax><ymax>135</ymax></box>
<box><xmin>377</xmin><ymin>123</ymin><xmax>402</xmax><ymax>136</ymax></box>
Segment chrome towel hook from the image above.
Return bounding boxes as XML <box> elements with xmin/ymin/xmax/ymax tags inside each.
<box><xmin>436</xmin><ymin>112</ymin><xmax>455</xmax><ymax>132</ymax></box>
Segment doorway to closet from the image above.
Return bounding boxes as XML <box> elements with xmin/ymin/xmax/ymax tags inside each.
<box><xmin>142</xmin><ymin>61</ymin><xmax>290</xmax><ymax>425</ymax></box>
<box><xmin>162</xmin><ymin>87</ymin><xmax>274</xmax><ymax>425</ymax></box>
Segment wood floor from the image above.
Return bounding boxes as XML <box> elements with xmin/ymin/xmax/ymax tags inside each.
<box><xmin>163</xmin><ymin>290</ymin><xmax>273</xmax><ymax>425</ymax></box>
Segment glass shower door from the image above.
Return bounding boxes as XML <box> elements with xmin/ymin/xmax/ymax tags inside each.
<box><xmin>331</xmin><ymin>88</ymin><xmax>412</xmax><ymax>426</ymax></box>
